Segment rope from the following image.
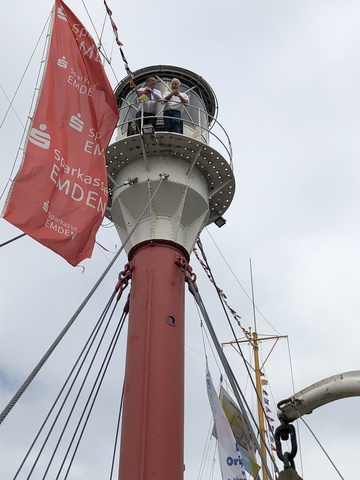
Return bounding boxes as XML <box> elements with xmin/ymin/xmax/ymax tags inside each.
<box><xmin>0</xmin><ymin>173</ymin><xmax>168</xmax><ymax>426</ymax></box>
<box><xmin>196</xmin><ymin>235</ymin><xmax>286</xmax><ymax>470</ymax></box>
<box><xmin>0</xmin><ymin>233</ymin><xmax>26</xmax><ymax>247</ymax></box>
<box><xmin>195</xmin><ymin>238</ymin><xmax>280</xmax><ymax>449</ymax></box>
<box><xmin>42</xmin><ymin>299</ymin><xmax>121</xmax><ymax>479</ymax></box>
<box><xmin>193</xmin><ymin>241</ymin><xmax>250</xmax><ymax>337</ymax></box>
<box><xmin>0</xmin><ymin>83</ymin><xmax>25</xmax><ymax>128</ymax></box>
<box><xmin>109</xmin><ymin>384</ymin><xmax>124</xmax><ymax>479</ymax></box>
<box><xmin>187</xmin><ymin>278</ymin><xmax>278</xmax><ymax>479</ymax></box>
<box><xmin>300</xmin><ymin>417</ymin><xmax>344</xmax><ymax>479</ymax></box>
<box><xmin>0</xmin><ymin>12</ymin><xmax>52</xmax><ymax>201</ymax></box>
<box><xmin>62</xmin><ymin>311</ymin><xmax>127</xmax><ymax>480</ymax></box>
<box><xmin>205</xmin><ymin>229</ymin><xmax>282</xmax><ymax>335</ymax></box>
<box><xmin>0</xmin><ymin>13</ymin><xmax>51</xmax><ymax>131</ymax></box>
<box><xmin>103</xmin><ymin>1</ymin><xmax>137</xmax><ymax>89</ymax></box>
<box><xmin>15</xmin><ymin>299</ymin><xmax>128</xmax><ymax>479</ymax></box>
<box><xmin>13</xmin><ymin>292</ymin><xmax>118</xmax><ymax>479</ymax></box>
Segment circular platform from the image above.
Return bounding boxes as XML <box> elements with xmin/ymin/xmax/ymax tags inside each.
<box><xmin>105</xmin><ymin>132</ymin><xmax>235</xmax><ymax>226</ymax></box>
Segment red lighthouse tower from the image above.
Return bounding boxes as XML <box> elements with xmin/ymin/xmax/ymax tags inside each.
<box><xmin>105</xmin><ymin>65</ymin><xmax>235</xmax><ymax>480</ymax></box>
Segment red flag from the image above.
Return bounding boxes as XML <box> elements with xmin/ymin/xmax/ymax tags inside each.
<box><xmin>2</xmin><ymin>0</ymin><xmax>119</xmax><ymax>266</ymax></box>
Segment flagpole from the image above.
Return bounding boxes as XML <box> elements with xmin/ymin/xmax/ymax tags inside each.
<box><xmin>221</xmin><ymin>260</ymin><xmax>288</xmax><ymax>478</ymax></box>
<box><xmin>249</xmin><ymin>261</ymin><xmax>269</xmax><ymax>480</ymax></box>
<box><xmin>253</xmin><ymin>331</ymin><xmax>269</xmax><ymax>480</ymax></box>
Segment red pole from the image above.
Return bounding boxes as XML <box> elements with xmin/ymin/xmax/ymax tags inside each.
<box><xmin>118</xmin><ymin>241</ymin><xmax>186</xmax><ymax>480</ymax></box>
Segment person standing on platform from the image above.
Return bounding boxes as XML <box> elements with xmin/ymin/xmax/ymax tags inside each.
<box><xmin>135</xmin><ymin>76</ymin><xmax>162</xmax><ymax>132</ymax></box>
<box><xmin>163</xmin><ymin>78</ymin><xmax>189</xmax><ymax>133</ymax></box>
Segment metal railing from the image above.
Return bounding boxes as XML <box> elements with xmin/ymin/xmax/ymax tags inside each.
<box><xmin>115</xmin><ymin>100</ymin><xmax>233</xmax><ymax>169</ymax></box>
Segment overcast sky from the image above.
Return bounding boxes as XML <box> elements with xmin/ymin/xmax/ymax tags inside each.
<box><xmin>1</xmin><ymin>0</ymin><xmax>360</xmax><ymax>478</ymax></box>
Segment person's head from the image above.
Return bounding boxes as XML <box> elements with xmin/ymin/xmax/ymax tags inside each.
<box><xmin>171</xmin><ymin>78</ymin><xmax>181</xmax><ymax>89</ymax></box>
<box><xmin>146</xmin><ymin>76</ymin><xmax>157</xmax><ymax>88</ymax></box>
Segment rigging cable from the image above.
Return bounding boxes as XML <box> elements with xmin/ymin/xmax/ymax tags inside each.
<box><xmin>195</xmin><ymin>236</ymin><xmax>280</xmax><ymax>470</ymax></box>
<box><xmin>196</xmin><ymin>415</ymin><xmax>217</xmax><ymax>480</ymax></box>
<box><xmin>0</xmin><ymin>84</ymin><xmax>25</xmax><ymax>129</ymax></box>
<box><xmin>0</xmin><ymin>13</ymin><xmax>51</xmax><ymax>131</ymax></box>
<box><xmin>0</xmin><ymin>2</ymin><xmax>120</xmax><ymax>204</ymax></box>
<box><xmin>40</xmin><ymin>302</ymin><xmax>125</xmax><ymax>480</ymax></box>
<box><xmin>187</xmin><ymin>278</ymin><xmax>278</xmax><ymax>479</ymax></box>
<box><xmin>300</xmin><ymin>417</ymin><xmax>344</xmax><ymax>479</ymax></box>
<box><xmin>0</xmin><ymin>173</ymin><xmax>169</xmax><ymax>426</ymax></box>
<box><xmin>80</xmin><ymin>0</ymin><xmax>122</xmax><ymax>85</ymax></box>
<box><xmin>192</xmin><ymin>298</ymin><xmax>227</xmax><ymax>480</ymax></box>
<box><xmin>199</xmin><ymin>236</ymin><xmax>342</xmax><ymax>477</ymax></box>
<box><xmin>61</xmin><ymin>310</ymin><xmax>128</xmax><ymax>480</ymax></box>
<box><xmin>0</xmin><ymin>12</ymin><xmax>52</xmax><ymax>201</ymax></box>
<box><xmin>205</xmin><ymin>228</ymin><xmax>282</xmax><ymax>335</ymax></box>
<box><xmin>198</xmin><ymin>434</ymin><xmax>217</xmax><ymax>480</ymax></box>
<box><xmin>0</xmin><ymin>233</ymin><xmax>26</xmax><ymax>247</ymax></box>
<box><xmin>109</xmin><ymin>384</ymin><xmax>124</xmax><ymax>480</ymax></box>
<box><xmin>80</xmin><ymin>0</ymin><xmax>112</xmax><ymax>69</ymax></box>
<box><xmin>17</xmin><ymin>300</ymin><xmax>128</xmax><ymax>479</ymax></box>
<box><xmin>13</xmin><ymin>291</ymin><xmax>120</xmax><ymax>478</ymax></box>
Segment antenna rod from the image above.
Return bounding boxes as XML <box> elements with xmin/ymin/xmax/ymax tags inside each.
<box><xmin>249</xmin><ymin>257</ymin><xmax>257</xmax><ymax>333</ymax></box>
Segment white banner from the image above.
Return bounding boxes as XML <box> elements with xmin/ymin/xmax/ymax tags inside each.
<box><xmin>220</xmin><ymin>386</ymin><xmax>261</xmax><ymax>478</ymax></box>
<box><xmin>206</xmin><ymin>366</ymin><xmax>247</xmax><ymax>480</ymax></box>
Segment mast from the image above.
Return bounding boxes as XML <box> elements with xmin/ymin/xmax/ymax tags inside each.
<box><xmin>105</xmin><ymin>65</ymin><xmax>235</xmax><ymax>480</ymax></box>
<box><xmin>223</xmin><ymin>261</ymin><xmax>287</xmax><ymax>479</ymax></box>
<box><xmin>224</xmin><ymin>331</ymin><xmax>286</xmax><ymax>478</ymax></box>
<box><xmin>250</xmin><ymin>259</ymin><xmax>268</xmax><ymax>480</ymax></box>
<box><xmin>252</xmin><ymin>331</ymin><xmax>269</xmax><ymax>480</ymax></box>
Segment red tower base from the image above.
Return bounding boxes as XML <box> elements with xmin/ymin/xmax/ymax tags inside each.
<box><xmin>118</xmin><ymin>241</ymin><xmax>186</xmax><ymax>480</ymax></box>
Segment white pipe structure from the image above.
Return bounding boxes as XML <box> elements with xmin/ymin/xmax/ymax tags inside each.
<box><xmin>277</xmin><ymin>370</ymin><xmax>360</xmax><ymax>423</ymax></box>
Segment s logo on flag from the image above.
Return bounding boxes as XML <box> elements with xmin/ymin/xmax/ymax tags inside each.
<box><xmin>2</xmin><ymin>0</ymin><xmax>119</xmax><ymax>266</ymax></box>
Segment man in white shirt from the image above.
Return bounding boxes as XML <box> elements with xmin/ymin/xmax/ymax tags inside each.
<box><xmin>163</xmin><ymin>78</ymin><xmax>189</xmax><ymax>133</ymax></box>
<box><xmin>135</xmin><ymin>76</ymin><xmax>162</xmax><ymax>132</ymax></box>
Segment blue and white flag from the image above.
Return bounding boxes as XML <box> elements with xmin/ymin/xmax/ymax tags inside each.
<box><xmin>206</xmin><ymin>366</ymin><xmax>247</xmax><ymax>480</ymax></box>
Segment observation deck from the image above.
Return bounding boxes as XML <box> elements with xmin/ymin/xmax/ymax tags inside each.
<box><xmin>105</xmin><ymin>65</ymin><xmax>235</xmax><ymax>255</ymax></box>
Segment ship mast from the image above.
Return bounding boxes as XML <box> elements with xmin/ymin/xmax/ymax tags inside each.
<box><xmin>252</xmin><ymin>331</ymin><xmax>269</xmax><ymax>480</ymax></box>
<box><xmin>105</xmin><ymin>65</ymin><xmax>235</xmax><ymax>480</ymax></box>
<box><xmin>223</xmin><ymin>260</ymin><xmax>286</xmax><ymax>479</ymax></box>
<box><xmin>250</xmin><ymin>259</ymin><xmax>268</xmax><ymax>480</ymax></box>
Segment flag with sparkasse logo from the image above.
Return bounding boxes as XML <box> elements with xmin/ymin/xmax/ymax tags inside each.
<box><xmin>2</xmin><ymin>0</ymin><xmax>119</xmax><ymax>266</ymax></box>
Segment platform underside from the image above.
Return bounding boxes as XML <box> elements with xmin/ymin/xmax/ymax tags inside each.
<box><xmin>105</xmin><ymin>132</ymin><xmax>235</xmax><ymax>226</ymax></box>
